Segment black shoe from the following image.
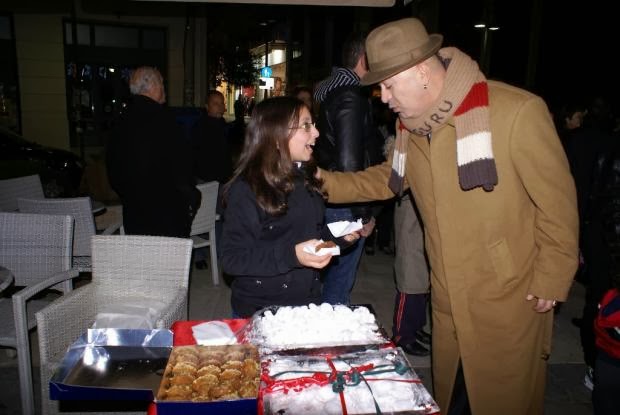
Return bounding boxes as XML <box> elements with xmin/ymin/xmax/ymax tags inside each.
<box><xmin>415</xmin><ymin>329</ymin><xmax>432</xmax><ymax>345</ymax></box>
<box><xmin>399</xmin><ymin>341</ymin><xmax>430</xmax><ymax>357</ymax></box>
<box><xmin>195</xmin><ymin>260</ymin><xmax>208</xmax><ymax>270</ymax></box>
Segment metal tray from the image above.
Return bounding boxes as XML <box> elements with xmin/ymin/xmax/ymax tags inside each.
<box><xmin>50</xmin><ymin>328</ymin><xmax>172</xmax><ymax>401</ymax></box>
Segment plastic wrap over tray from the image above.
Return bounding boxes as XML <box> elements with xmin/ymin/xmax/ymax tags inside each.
<box><xmin>261</xmin><ymin>347</ymin><xmax>440</xmax><ymax>414</ymax></box>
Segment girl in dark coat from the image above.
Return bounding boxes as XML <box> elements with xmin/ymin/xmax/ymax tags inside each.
<box><xmin>221</xmin><ymin>97</ymin><xmax>357</xmax><ymax>317</ymax></box>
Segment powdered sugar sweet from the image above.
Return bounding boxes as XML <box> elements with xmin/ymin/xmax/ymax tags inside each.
<box><xmin>247</xmin><ymin>303</ymin><xmax>384</xmax><ymax>352</ymax></box>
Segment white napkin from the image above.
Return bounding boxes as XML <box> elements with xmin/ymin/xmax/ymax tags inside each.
<box><xmin>191</xmin><ymin>321</ymin><xmax>238</xmax><ymax>345</ymax></box>
<box><xmin>303</xmin><ymin>240</ymin><xmax>341</xmax><ymax>256</ymax></box>
<box><xmin>327</xmin><ymin>219</ymin><xmax>363</xmax><ymax>237</ymax></box>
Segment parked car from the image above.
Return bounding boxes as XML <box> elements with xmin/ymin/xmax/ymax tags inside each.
<box><xmin>0</xmin><ymin>127</ymin><xmax>84</xmax><ymax>198</ymax></box>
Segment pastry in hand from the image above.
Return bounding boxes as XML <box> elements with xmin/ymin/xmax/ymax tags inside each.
<box><xmin>315</xmin><ymin>240</ymin><xmax>336</xmax><ymax>253</ymax></box>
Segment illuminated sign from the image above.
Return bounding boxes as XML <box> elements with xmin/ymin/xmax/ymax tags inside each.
<box><xmin>260</xmin><ymin>66</ymin><xmax>273</xmax><ymax>78</ymax></box>
<box><xmin>259</xmin><ymin>77</ymin><xmax>274</xmax><ymax>90</ymax></box>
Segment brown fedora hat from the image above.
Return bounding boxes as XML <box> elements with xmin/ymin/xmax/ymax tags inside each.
<box><xmin>361</xmin><ymin>18</ymin><xmax>443</xmax><ymax>86</ymax></box>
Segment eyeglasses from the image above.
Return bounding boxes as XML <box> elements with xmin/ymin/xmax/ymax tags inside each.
<box><xmin>290</xmin><ymin>122</ymin><xmax>315</xmax><ymax>133</ymax></box>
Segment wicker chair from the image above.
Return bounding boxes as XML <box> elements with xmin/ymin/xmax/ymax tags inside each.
<box><xmin>0</xmin><ymin>212</ymin><xmax>78</xmax><ymax>415</ymax></box>
<box><xmin>190</xmin><ymin>181</ymin><xmax>220</xmax><ymax>285</ymax></box>
<box><xmin>36</xmin><ymin>235</ymin><xmax>193</xmax><ymax>415</ymax></box>
<box><xmin>17</xmin><ymin>197</ymin><xmax>121</xmax><ymax>272</ymax></box>
<box><xmin>0</xmin><ymin>174</ymin><xmax>44</xmax><ymax>212</ymax></box>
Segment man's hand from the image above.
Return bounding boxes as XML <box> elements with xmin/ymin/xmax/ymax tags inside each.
<box><xmin>342</xmin><ymin>232</ymin><xmax>361</xmax><ymax>243</ymax></box>
<box><xmin>359</xmin><ymin>217</ymin><xmax>376</xmax><ymax>238</ymax></box>
<box><xmin>526</xmin><ymin>294</ymin><xmax>557</xmax><ymax>313</ymax></box>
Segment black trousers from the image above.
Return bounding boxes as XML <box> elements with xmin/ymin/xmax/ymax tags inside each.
<box><xmin>392</xmin><ymin>291</ymin><xmax>427</xmax><ymax>345</ymax></box>
<box><xmin>580</xmin><ymin>219</ymin><xmax>612</xmax><ymax>367</ymax></box>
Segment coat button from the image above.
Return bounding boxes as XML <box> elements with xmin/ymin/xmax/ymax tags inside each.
<box><xmin>282</xmin><ymin>283</ymin><xmax>288</xmax><ymax>289</ymax></box>
<box><xmin>541</xmin><ymin>352</ymin><xmax>550</xmax><ymax>360</ymax></box>
<box><xmin>268</xmin><ymin>225</ymin><xmax>273</xmax><ymax>230</ymax></box>
<box><xmin>255</xmin><ymin>280</ymin><xmax>262</xmax><ymax>285</ymax></box>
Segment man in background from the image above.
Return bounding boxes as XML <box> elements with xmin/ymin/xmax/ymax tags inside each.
<box><xmin>192</xmin><ymin>90</ymin><xmax>233</xmax><ymax>185</ymax></box>
<box><xmin>191</xmin><ymin>90</ymin><xmax>233</xmax><ymax>269</ymax></box>
<box><xmin>313</xmin><ymin>32</ymin><xmax>383</xmax><ymax>305</ymax></box>
<box><xmin>107</xmin><ymin>66</ymin><xmax>199</xmax><ymax>237</ymax></box>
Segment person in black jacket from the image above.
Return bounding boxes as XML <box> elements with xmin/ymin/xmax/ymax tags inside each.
<box><xmin>191</xmin><ymin>90</ymin><xmax>233</xmax><ymax>269</ymax></box>
<box><xmin>313</xmin><ymin>32</ymin><xmax>383</xmax><ymax>305</ymax></box>
<box><xmin>221</xmin><ymin>97</ymin><xmax>359</xmax><ymax>317</ymax></box>
<box><xmin>192</xmin><ymin>90</ymin><xmax>233</xmax><ymax>184</ymax></box>
<box><xmin>107</xmin><ymin>66</ymin><xmax>200</xmax><ymax>237</ymax></box>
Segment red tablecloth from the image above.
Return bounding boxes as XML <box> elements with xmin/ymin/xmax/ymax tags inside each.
<box><xmin>170</xmin><ymin>319</ymin><xmax>250</xmax><ymax>346</ymax></box>
<box><xmin>147</xmin><ymin>319</ymin><xmax>251</xmax><ymax>415</ymax></box>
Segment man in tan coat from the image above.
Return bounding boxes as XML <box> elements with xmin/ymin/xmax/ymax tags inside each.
<box><xmin>319</xmin><ymin>18</ymin><xmax>579</xmax><ymax>414</ymax></box>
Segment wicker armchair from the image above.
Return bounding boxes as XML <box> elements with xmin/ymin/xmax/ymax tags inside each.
<box><xmin>190</xmin><ymin>181</ymin><xmax>220</xmax><ymax>285</ymax></box>
<box><xmin>17</xmin><ymin>197</ymin><xmax>121</xmax><ymax>272</ymax></box>
<box><xmin>36</xmin><ymin>235</ymin><xmax>193</xmax><ymax>415</ymax></box>
<box><xmin>0</xmin><ymin>212</ymin><xmax>78</xmax><ymax>415</ymax></box>
<box><xmin>0</xmin><ymin>174</ymin><xmax>44</xmax><ymax>212</ymax></box>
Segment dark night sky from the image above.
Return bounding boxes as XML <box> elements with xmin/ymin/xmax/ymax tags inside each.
<box><xmin>210</xmin><ymin>0</ymin><xmax>617</xmax><ymax>112</ymax></box>
<box><xmin>436</xmin><ymin>0</ymin><xmax>618</xmax><ymax>110</ymax></box>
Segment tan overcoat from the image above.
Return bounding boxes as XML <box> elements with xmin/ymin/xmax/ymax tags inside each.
<box><xmin>321</xmin><ymin>81</ymin><xmax>579</xmax><ymax>414</ymax></box>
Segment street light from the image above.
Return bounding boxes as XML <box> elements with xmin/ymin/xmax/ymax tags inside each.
<box><xmin>474</xmin><ymin>22</ymin><xmax>500</xmax><ymax>75</ymax></box>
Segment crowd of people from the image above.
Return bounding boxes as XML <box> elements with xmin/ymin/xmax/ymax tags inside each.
<box><xmin>106</xmin><ymin>16</ymin><xmax>619</xmax><ymax>415</ymax></box>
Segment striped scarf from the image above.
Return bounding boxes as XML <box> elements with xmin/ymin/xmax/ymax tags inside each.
<box><xmin>314</xmin><ymin>68</ymin><xmax>360</xmax><ymax>103</ymax></box>
<box><xmin>392</xmin><ymin>47</ymin><xmax>498</xmax><ymax>194</ymax></box>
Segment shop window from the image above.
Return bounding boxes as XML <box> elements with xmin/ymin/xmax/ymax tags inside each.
<box><xmin>63</xmin><ymin>20</ymin><xmax>166</xmax><ymax>148</ymax></box>
<box><xmin>94</xmin><ymin>25</ymin><xmax>139</xmax><ymax>48</ymax></box>
<box><xmin>0</xmin><ymin>14</ymin><xmax>20</xmax><ymax>133</ymax></box>
<box><xmin>143</xmin><ymin>29</ymin><xmax>165</xmax><ymax>50</ymax></box>
<box><xmin>64</xmin><ymin>23</ymin><xmax>91</xmax><ymax>45</ymax></box>
<box><xmin>0</xmin><ymin>16</ymin><xmax>11</xmax><ymax>40</ymax></box>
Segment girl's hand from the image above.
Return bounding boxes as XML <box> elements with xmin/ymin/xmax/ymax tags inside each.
<box><xmin>295</xmin><ymin>239</ymin><xmax>333</xmax><ymax>269</ymax></box>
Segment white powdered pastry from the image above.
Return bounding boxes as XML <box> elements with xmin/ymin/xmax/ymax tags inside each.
<box><xmin>250</xmin><ymin>303</ymin><xmax>383</xmax><ymax>351</ymax></box>
<box><xmin>263</xmin><ymin>349</ymin><xmax>439</xmax><ymax>414</ymax></box>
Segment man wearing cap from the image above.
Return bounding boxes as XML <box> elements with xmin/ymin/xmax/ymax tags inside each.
<box><xmin>319</xmin><ymin>18</ymin><xmax>578</xmax><ymax>414</ymax></box>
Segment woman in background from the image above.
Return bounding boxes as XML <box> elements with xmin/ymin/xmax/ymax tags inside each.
<box><xmin>221</xmin><ymin>96</ymin><xmax>356</xmax><ymax>317</ymax></box>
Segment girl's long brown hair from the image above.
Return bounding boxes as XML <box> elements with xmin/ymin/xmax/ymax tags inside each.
<box><xmin>224</xmin><ymin>96</ymin><xmax>323</xmax><ymax>216</ymax></box>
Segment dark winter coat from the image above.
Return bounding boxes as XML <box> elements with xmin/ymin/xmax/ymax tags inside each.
<box><xmin>191</xmin><ymin>114</ymin><xmax>233</xmax><ymax>184</ymax></box>
<box><xmin>107</xmin><ymin>95</ymin><xmax>200</xmax><ymax>237</ymax></box>
<box><xmin>314</xmin><ymin>84</ymin><xmax>384</xmax><ymax>220</ymax></box>
<box><xmin>221</xmin><ymin>171</ymin><xmax>325</xmax><ymax>317</ymax></box>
